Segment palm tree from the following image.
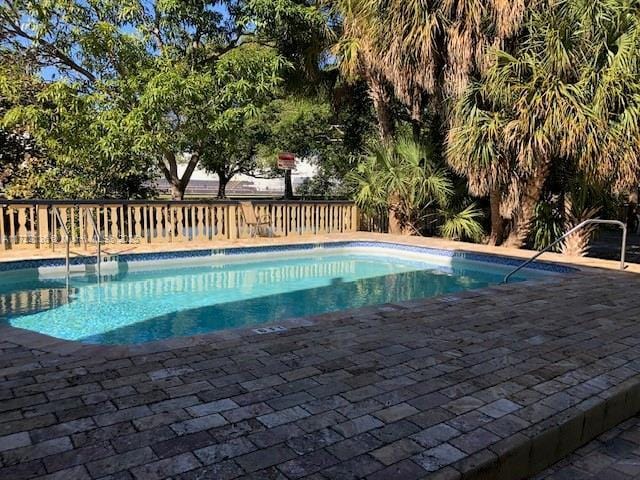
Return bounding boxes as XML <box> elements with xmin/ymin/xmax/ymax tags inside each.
<box><xmin>331</xmin><ymin>0</ymin><xmax>396</xmax><ymax>141</ymax></box>
<box><xmin>448</xmin><ymin>0</ymin><xmax>640</xmax><ymax>248</ymax></box>
<box><xmin>447</xmin><ymin>85</ymin><xmax>512</xmax><ymax>245</ymax></box>
<box><xmin>348</xmin><ymin>136</ymin><xmax>483</xmax><ymax>240</ymax></box>
<box><xmin>329</xmin><ymin>0</ymin><xmax>527</xmax><ymax>138</ymax></box>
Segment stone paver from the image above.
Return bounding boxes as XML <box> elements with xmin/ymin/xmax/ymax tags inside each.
<box><xmin>1</xmin><ymin>255</ymin><xmax>640</xmax><ymax>479</ymax></box>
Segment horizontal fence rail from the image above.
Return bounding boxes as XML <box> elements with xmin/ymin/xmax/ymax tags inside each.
<box><xmin>0</xmin><ymin>200</ymin><xmax>359</xmax><ymax>250</ymax></box>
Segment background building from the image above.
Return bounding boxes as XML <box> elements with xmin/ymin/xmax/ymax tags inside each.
<box><xmin>154</xmin><ymin>160</ymin><xmax>317</xmax><ymax>198</ymax></box>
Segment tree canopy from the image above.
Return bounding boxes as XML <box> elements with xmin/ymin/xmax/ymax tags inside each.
<box><xmin>0</xmin><ymin>0</ymin><xmax>322</xmax><ymax>198</ymax></box>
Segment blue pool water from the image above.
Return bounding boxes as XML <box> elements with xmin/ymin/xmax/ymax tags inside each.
<box><xmin>0</xmin><ymin>250</ymin><xmax>544</xmax><ymax>345</ymax></box>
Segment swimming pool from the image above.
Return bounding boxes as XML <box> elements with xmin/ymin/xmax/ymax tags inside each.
<box><xmin>0</xmin><ymin>242</ymin><xmax>573</xmax><ymax>344</ymax></box>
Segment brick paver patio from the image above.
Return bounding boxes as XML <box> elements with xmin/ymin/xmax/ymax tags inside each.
<box><xmin>1</xmin><ymin>250</ymin><xmax>640</xmax><ymax>479</ymax></box>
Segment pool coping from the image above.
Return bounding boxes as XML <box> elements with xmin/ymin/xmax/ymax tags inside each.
<box><xmin>0</xmin><ymin>238</ymin><xmax>577</xmax><ymax>350</ymax></box>
<box><xmin>1</xmin><ymin>231</ymin><xmax>633</xmax><ymax>271</ymax></box>
<box><xmin>0</xmin><ymin>235</ymin><xmax>615</xmax><ymax>355</ymax></box>
<box><xmin>0</xmin><ymin>273</ymin><xmax>579</xmax><ymax>357</ymax></box>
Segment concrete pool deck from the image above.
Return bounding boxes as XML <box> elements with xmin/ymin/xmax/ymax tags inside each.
<box><xmin>0</xmin><ymin>234</ymin><xmax>639</xmax><ymax>479</ymax></box>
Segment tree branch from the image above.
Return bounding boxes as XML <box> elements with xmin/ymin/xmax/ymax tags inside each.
<box><xmin>199</xmin><ymin>30</ymin><xmax>267</xmax><ymax>65</ymax></box>
<box><xmin>160</xmin><ymin>150</ymin><xmax>179</xmax><ymax>183</ymax></box>
<box><xmin>1</xmin><ymin>15</ymin><xmax>97</xmax><ymax>82</ymax></box>
<box><xmin>180</xmin><ymin>152</ymin><xmax>200</xmax><ymax>187</ymax></box>
<box><xmin>158</xmin><ymin>159</ymin><xmax>174</xmax><ymax>184</ymax></box>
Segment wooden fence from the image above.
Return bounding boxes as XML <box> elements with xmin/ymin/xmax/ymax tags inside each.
<box><xmin>359</xmin><ymin>210</ymin><xmax>389</xmax><ymax>234</ymax></box>
<box><xmin>0</xmin><ymin>200</ymin><xmax>358</xmax><ymax>250</ymax></box>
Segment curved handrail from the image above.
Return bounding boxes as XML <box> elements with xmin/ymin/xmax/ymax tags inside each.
<box><xmin>503</xmin><ymin>219</ymin><xmax>627</xmax><ymax>284</ymax></box>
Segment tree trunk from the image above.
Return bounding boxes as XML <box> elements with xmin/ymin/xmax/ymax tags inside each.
<box><xmin>217</xmin><ymin>173</ymin><xmax>228</xmax><ymax>199</ymax></box>
<box><xmin>411</xmin><ymin>121</ymin><xmax>422</xmax><ymax>142</ymax></box>
<box><xmin>410</xmin><ymin>98</ymin><xmax>423</xmax><ymax>142</ymax></box>
<box><xmin>284</xmin><ymin>170</ymin><xmax>293</xmax><ymax>199</ymax></box>
<box><xmin>160</xmin><ymin>151</ymin><xmax>200</xmax><ymax>201</ymax></box>
<box><xmin>170</xmin><ymin>183</ymin><xmax>185</xmax><ymax>201</ymax></box>
<box><xmin>388</xmin><ymin>206</ymin><xmax>403</xmax><ymax>235</ymax></box>
<box><xmin>627</xmin><ymin>188</ymin><xmax>638</xmax><ymax>230</ymax></box>
<box><xmin>368</xmin><ymin>74</ymin><xmax>394</xmax><ymax>143</ymax></box>
<box><xmin>488</xmin><ymin>187</ymin><xmax>504</xmax><ymax>246</ymax></box>
<box><xmin>504</xmin><ymin>160</ymin><xmax>550</xmax><ymax>248</ymax></box>
<box><xmin>388</xmin><ymin>193</ymin><xmax>411</xmax><ymax>235</ymax></box>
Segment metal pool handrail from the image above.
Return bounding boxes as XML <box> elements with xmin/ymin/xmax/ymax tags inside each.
<box><xmin>503</xmin><ymin>219</ymin><xmax>627</xmax><ymax>284</ymax></box>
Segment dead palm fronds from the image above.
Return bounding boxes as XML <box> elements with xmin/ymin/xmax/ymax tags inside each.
<box><xmin>329</xmin><ymin>0</ymin><xmax>528</xmax><ymax>133</ymax></box>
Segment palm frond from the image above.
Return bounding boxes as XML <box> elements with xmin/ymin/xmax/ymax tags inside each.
<box><xmin>438</xmin><ymin>203</ymin><xmax>485</xmax><ymax>242</ymax></box>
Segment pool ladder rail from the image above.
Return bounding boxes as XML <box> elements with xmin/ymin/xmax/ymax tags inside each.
<box><xmin>51</xmin><ymin>206</ymin><xmax>104</xmax><ymax>280</ymax></box>
<box><xmin>503</xmin><ymin>219</ymin><xmax>628</xmax><ymax>284</ymax></box>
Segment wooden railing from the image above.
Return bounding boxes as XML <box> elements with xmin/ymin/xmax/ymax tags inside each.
<box><xmin>0</xmin><ymin>199</ymin><xmax>359</xmax><ymax>250</ymax></box>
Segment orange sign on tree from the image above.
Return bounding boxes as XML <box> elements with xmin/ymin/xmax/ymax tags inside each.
<box><xmin>277</xmin><ymin>152</ymin><xmax>296</xmax><ymax>170</ymax></box>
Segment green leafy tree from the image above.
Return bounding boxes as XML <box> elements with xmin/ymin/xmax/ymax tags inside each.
<box><xmin>198</xmin><ymin>110</ymin><xmax>266</xmax><ymax>199</ymax></box>
<box><xmin>204</xmin><ymin>90</ymin><xmax>374</xmax><ymax>200</ymax></box>
<box><xmin>294</xmin><ymin>81</ymin><xmax>378</xmax><ymax>197</ymax></box>
<box><xmin>197</xmin><ymin>94</ymin><xmax>337</xmax><ymax>198</ymax></box>
<box><xmin>0</xmin><ymin>128</ymin><xmax>40</xmax><ymax>195</ymax></box>
<box><xmin>251</xmin><ymin>81</ymin><xmax>378</xmax><ymax>198</ymax></box>
<box><xmin>243</xmin><ymin>0</ymin><xmax>332</xmax><ymax>88</ymax></box>
<box><xmin>2</xmin><ymin>74</ymin><xmax>158</xmax><ymax>198</ymax></box>
<box><xmin>195</xmin><ymin>1</ymin><xmax>367</xmax><ymax>199</ymax></box>
<box><xmin>254</xmin><ymin>95</ymin><xmax>337</xmax><ymax>198</ymax></box>
<box><xmin>0</xmin><ymin>0</ymin><xmax>289</xmax><ymax>199</ymax></box>
<box><xmin>0</xmin><ymin>53</ymin><xmax>43</xmax><ymax>194</ymax></box>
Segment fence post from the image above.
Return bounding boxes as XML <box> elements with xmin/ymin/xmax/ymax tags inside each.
<box><xmin>229</xmin><ymin>204</ymin><xmax>238</xmax><ymax>240</ymax></box>
<box><xmin>37</xmin><ymin>204</ymin><xmax>49</xmax><ymax>249</ymax></box>
<box><xmin>351</xmin><ymin>204</ymin><xmax>359</xmax><ymax>232</ymax></box>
